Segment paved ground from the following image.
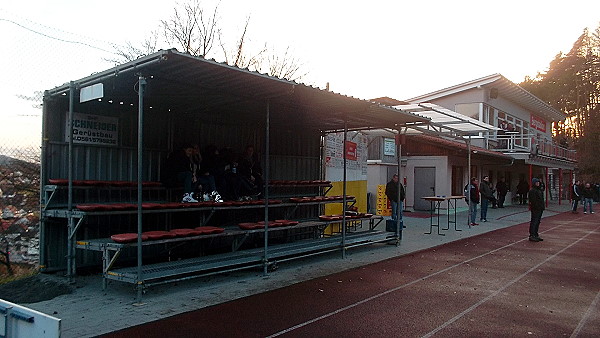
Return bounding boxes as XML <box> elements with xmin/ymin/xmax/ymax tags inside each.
<box><xmin>22</xmin><ymin>201</ymin><xmax>593</xmax><ymax>337</ymax></box>
<box><xmin>103</xmin><ymin>209</ymin><xmax>600</xmax><ymax>337</ymax></box>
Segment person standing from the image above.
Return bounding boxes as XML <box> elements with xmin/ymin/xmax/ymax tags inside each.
<box><xmin>571</xmin><ymin>180</ymin><xmax>582</xmax><ymax>213</ymax></box>
<box><xmin>496</xmin><ymin>177</ymin><xmax>508</xmax><ymax>208</ymax></box>
<box><xmin>517</xmin><ymin>178</ymin><xmax>529</xmax><ymax>205</ymax></box>
<box><xmin>479</xmin><ymin>176</ymin><xmax>493</xmax><ymax>222</ymax></box>
<box><xmin>582</xmin><ymin>182</ymin><xmax>595</xmax><ymax>214</ymax></box>
<box><xmin>385</xmin><ymin>174</ymin><xmax>405</xmax><ymax>224</ymax></box>
<box><xmin>528</xmin><ymin>178</ymin><xmax>545</xmax><ymax>242</ymax></box>
<box><xmin>465</xmin><ymin>177</ymin><xmax>480</xmax><ymax>226</ymax></box>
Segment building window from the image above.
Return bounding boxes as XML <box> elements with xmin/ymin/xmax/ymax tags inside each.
<box><xmin>485</xmin><ymin>104</ymin><xmax>533</xmax><ymax>150</ymax></box>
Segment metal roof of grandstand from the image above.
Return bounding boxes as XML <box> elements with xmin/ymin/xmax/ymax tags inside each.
<box><xmin>45</xmin><ymin>49</ymin><xmax>429</xmax><ymax>132</ymax></box>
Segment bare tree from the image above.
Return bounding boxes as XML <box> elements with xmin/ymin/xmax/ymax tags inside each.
<box><xmin>219</xmin><ymin>18</ymin><xmax>306</xmax><ymax>82</ymax></box>
<box><xmin>106</xmin><ymin>30</ymin><xmax>159</xmax><ymax>63</ymax></box>
<box><xmin>161</xmin><ymin>0</ymin><xmax>220</xmax><ymax>57</ymax></box>
<box><xmin>266</xmin><ymin>46</ymin><xmax>306</xmax><ymax>82</ymax></box>
<box><xmin>220</xmin><ymin>17</ymin><xmax>264</xmax><ymax>70</ymax></box>
<box><xmin>111</xmin><ymin>0</ymin><xmax>307</xmax><ymax>82</ymax></box>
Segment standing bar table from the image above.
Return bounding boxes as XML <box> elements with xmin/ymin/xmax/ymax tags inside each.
<box><xmin>422</xmin><ymin>196</ymin><xmax>446</xmax><ymax>236</ymax></box>
<box><xmin>422</xmin><ymin>195</ymin><xmax>466</xmax><ymax>235</ymax></box>
<box><xmin>443</xmin><ymin>196</ymin><xmax>465</xmax><ymax>231</ymax></box>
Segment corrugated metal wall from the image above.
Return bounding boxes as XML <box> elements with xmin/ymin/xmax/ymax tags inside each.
<box><xmin>42</xmin><ymin>102</ymin><xmax>324</xmax><ymax>270</ymax></box>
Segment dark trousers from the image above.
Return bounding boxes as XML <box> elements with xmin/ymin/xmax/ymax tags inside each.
<box><xmin>529</xmin><ymin>209</ymin><xmax>543</xmax><ymax>237</ymax></box>
<box><xmin>498</xmin><ymin>193</ymin><xmax>506</xmax><ymax>207</ymax></box>
<box><xmin>519</xmin><ymin>193</ymin><xmax>527</xmax><ymax>205</ymax></box>
<box><xmin>177</xmin><ymin>171</ymin><xmax>195</xmax><ymax>194</ymax></box>
<box><xmin>196</xmin><ymin>175</ymin><xmax>217</xmax><ymax>192</ymax></box>
<box><xmin>572</xmin><ymin>199</ymin><xmax>580</xmax><ymax>211</ymax></box>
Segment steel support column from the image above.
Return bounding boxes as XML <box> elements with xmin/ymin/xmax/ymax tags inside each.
<box><xmin>558</xmin><ymin>168</ymin><xmax>562</xmax><ymax>205</ymax></box>
<box><xmin>135</xmin><ymin>75</ymin><xmax>147</xmax><ymax>304</ymax></box>
<box><xmin>263</xmin><ymin>100</ymin><xmax>270</xmax><ymax>276</ymax></box>
<box><xmin>341</xmin><ymin>120</ymin><xmax>347</xmax><ymax>259</ymax></box>
<box><xmin>545</xmin><ymin>167</ymin><xmax>549</xmax><ymax>208</ymax></box>
<box><xmin>67</xmin><ymin>82</ymin><xmax>75</xmax><ymax>281</ymax></box>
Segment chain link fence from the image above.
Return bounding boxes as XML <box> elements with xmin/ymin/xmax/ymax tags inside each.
<box><xmin>0</xmin><ymin>145</ymin><xmax>41</xmax><ymax>270</ymax></box>
<box><xmin>1</xmin><ymin>6</ymin><xmax>121</xmax><ymax>271</ymax></box>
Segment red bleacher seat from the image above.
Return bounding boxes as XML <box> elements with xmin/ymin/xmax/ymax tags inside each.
<box><xmin>111</xmin><ymin>233</ymin><xmax>149</xmax><ymax>243</ymax></box>
<box><xmin>238</xmin><ymin>222</ymin><xmax>262</xmax><ymax>230</ymax></box>
<box><xmin>75</xmin><ymin>204</ymin><xmax>113</xmax><ymax>211</ymax></box>
<box><xmin>169</xmin><ymin>228</ymin><xmax>203</xmax><ymax>237</ymax></box>
<box><xmin>110</xmin><ymin>203</ymin><xmax>138</xmax><ymax>211</ymax></box>
<box><xmin>142</xmin><ymin>231</ymin><xmax>177</xmax><ymax>240</ymax></box>
<box><xmin>194</xmin><ymin>226</ymin><xmax>225</xmax><ymax>234</ymax></box>
<box><xmin>275</xmin><ymin>219</ymin><xmax>299</xmax><ymax>226</ymax></box>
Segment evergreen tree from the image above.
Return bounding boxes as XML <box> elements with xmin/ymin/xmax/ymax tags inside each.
<box><xmin>520</xmin><ymin>24</ymin><xmax>600</xmax><ymax>181</ymax></box>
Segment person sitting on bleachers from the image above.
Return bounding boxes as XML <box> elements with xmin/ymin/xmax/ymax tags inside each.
<box><xmin>164</xmin><ymin>144</ymin><xmax>222</xmax><ymax>203</ymax></box>
<box><xmin>193</xmin><ymin>144</ymin><xmax>222</xmax><ymax>202</ymax></box>
<box><xmin>237</xmin><ymin>145</ymin><xmax>263</xmax><ymax>198</ymax></box>
<box><xmin>163</xmin><ymin>144</ymin><xmax>200</xmax><ymax>202</ymax></box>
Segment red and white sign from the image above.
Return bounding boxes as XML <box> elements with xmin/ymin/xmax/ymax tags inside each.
<box><xmin>530</xmin><ymin>114</ymin><xmax>546</xmax><ymax>132</ymax></box>
<box><xmin>345</xmin><ymin>141</ymin><xmax>357</xmax><ymax>161</ymax></box>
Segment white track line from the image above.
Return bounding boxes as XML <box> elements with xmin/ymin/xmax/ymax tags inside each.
<box><xmin>267</xmin><ymin>218</ymin><xmax>592</xmax><ymax>338</ymax></box>
<box><xmin>570</xmin><ymin>289</ymin><xmax>600</xmax><ymax>338</ymax></box>
<box><xmin>422</xmin><ymin>224</ymin><xmax>597</xmax><ymax>337</ymax></box>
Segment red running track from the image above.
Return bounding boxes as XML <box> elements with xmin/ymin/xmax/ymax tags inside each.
<box><xmin>103</xmin><ymin>212</ymin><xmax>600</xmax><ymax>337</ymax></box>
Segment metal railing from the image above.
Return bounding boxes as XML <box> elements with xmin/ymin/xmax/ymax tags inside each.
<box><xmin>488</xmin><ymin>134</ymin><xmax>576</xmax><ymax>161</ymax></box>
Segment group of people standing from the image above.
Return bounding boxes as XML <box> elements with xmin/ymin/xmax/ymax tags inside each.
<box><xmin>385</xmin><ymin>174</ymin><xmax>598</xmax><ymax>244</ymax></box>
<box><xmin>571</xmin><ymin>180</ymin><xmax>596</xmax><ymax>214</ymax></box>
<box><xmin>163</xmin><ymin>143</ymin><xmax>263</xmax><ymax>203</ymax></box>
<box><xmin>464</xmin><ymin>176</ymin><xmax>509</xmax><ymax>225</ymax></box>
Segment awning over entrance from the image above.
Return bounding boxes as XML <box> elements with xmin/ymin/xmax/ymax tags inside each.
<box><xmin>359</xmin><ymin>102</ymin><xmax>498</xmax><ymax>140</ymax></box>
<box><xmin>393</xmin><ymin>103</ymin><xmax>499</xmax><ymax>135</ymax></box>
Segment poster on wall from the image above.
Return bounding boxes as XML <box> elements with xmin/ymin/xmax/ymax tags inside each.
<box><xmin>65</xmin><ymin>112</ymin><xmax>119</xmax><ymax>146</ymax></box>
<box><xmin>325</xmin><ymin>132</ymin><xmax>368</xmax><ymax>181</ymax></box>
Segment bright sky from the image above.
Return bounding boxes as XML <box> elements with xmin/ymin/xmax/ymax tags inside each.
<box><xmin>1</xmin><ymin>0</ymin><xmax>599</xmax><ymax>147</ymax></box>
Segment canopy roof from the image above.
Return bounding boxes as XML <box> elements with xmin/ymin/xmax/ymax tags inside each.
<box><xmin>45</xmin><ymin>49</ymin><xmax>429</xmax><ymax>132</ymax></box>
<box><xmin>360</xmin><ymin>102</ymin><xmax>498</xmax><ymax>140</ymax></box>
<box><xmin>394</xmin><ymin>103</ymin><xmax>498</xmax><ymax>134</ymax></box>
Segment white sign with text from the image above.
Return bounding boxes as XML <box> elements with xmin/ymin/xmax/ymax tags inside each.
<box><xmin>65</xmin><ymin>112</ymin><xmax>119</xmax><ymax>146</ymax></box>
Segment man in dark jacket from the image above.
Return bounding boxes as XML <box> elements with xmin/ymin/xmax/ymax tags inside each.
<box><xmin>479</xmin><ymin>176</ymin><xmax>493</xmax><ymax>222</ymax></box>
<box><xmin>465</xmin><ymin>177</ymin><xmax>480</xmax><ymax>226</ymax></box>
<box><xmin>495</xmin><ymin>177</ymin><xmax>508</xmax><ymax>208</ymax></box>
<box><xmin>528</xmin><ymin>178</ymin><xmax>545</xmax><ymax>242</ymax></box>
<box><xmin>517</xmin><ymin>178</ymin><xmax>529</xmax><ymax>205</ymax></box>
<box><xmin>385</xmin><ymin>174</ymin><xmax>405</xmax><ymax>222</ymax></box>
<box><xmin>571</xmin><ymin>180</ymin><xmax>581</xmax><ymax>213</ymax></box>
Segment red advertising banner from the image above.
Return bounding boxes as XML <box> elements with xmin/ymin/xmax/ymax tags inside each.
<box><xmin>530</xmin><ymin>114</ymin><xmax>546</xmax><ymax>132</ymax></box>
<box><xmin>345</xmin><ymin>141</ymin><xmax>357</xmax><ymax>161</ymax></box>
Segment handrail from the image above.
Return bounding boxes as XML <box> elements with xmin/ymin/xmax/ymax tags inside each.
<box><xmin>486</xmin><ymin>134</ymin><xmax>576</xmax><ymax>161</ymax></box>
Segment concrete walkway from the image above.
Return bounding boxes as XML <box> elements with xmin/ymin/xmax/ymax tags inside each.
<box><xmin>26</xmin><ymin>201</ymin><xmax>574</xmax><ymax>337</ymax></box>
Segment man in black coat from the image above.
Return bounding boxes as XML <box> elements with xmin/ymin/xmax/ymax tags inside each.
<box><xmin>528</xmin><ymin>178</ymin><xmax>545</xmax><ymax>242</ymax></box>
<box><xmin>385</xmin><ymin>174</ymin><xmax>405</xmax><ymax>222</ymax></box>
<box><xmin>495</xmin><ymin>177</ymin><xmax>508</xmax><ymax>208</ymax></box>
<box><xmin>571</xmin><ymin>180</ymin><xmax>581</xmax><ymax>213</ymax></box>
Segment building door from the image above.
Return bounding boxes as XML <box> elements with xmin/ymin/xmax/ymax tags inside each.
<box><xmin>452</xmin><ymin>166</ymin><xmax>464</xmax><ymax>196</ymax></box>
<box><xmin>414</xmin><ymin>167</ymin><xmax>435</xmax><ymax>211</ymax></box>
